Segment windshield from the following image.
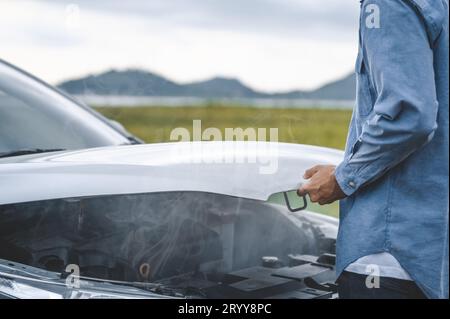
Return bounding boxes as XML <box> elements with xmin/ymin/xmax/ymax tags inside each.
<box><xmin>0</xmin><ymin>61</ymin><xmax>130</xmax><ymax>154</ymax></box>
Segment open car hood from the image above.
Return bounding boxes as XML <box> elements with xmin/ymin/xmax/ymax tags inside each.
<box><xmin>0</xmin><ymin>142</ymin><xmax>343</xmax><ymax>205</ymax></box>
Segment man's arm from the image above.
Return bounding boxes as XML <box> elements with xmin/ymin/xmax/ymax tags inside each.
<box><xmin>299</xmin><ymin>0</ymin><xmax>439</xmax><ymax>202</ymax></box>
<box><xmin>334</xmin><ymin>0</ymin><xmax>439</xmax><ymax>196</ymax></box>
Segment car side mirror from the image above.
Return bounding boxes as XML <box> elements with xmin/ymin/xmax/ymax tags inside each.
<box><xmin>109</xmin><ymin>119</ymin><xmax>127</xmax><ymax>134</ymax></box>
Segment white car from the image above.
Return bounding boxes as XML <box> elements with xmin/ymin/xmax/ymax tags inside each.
<box><xmin>0</xmin><ymin>59</ymin><xmax>343</xmax><ymax>299</ymax></box>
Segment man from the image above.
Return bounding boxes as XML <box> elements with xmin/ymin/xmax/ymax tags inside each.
<box><xmin>298</xmin><ymin>0</ymin><xmax>449</xmax><ymax>299</ymax></box>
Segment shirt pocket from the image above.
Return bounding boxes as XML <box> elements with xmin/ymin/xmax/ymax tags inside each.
<box><xmin>355</xmin><ymin>51</ymin><xmax>375</xmax><ymax>118</ymax></box>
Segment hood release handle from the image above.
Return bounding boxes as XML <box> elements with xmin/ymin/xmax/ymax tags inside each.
<box><xmin>283</xmin><ymin>191</ymin><xmax>307</xmax><ymax>212</ymax></box>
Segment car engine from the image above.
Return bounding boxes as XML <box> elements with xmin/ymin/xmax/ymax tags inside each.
<box><xmin>0</xmin><ymin>192</ymin><xmax>338</xmax><ymax>298</ymax></box>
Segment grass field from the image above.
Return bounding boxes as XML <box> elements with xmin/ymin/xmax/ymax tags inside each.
<box><xmin>95</xmin><ymin>105</ymin><xmax>352</xmax><ymax>217</ymax></box>
<box><xmin>96</xmin><ymin>105</ymin><xmax>352</xmax><ymax>149</ymax></box>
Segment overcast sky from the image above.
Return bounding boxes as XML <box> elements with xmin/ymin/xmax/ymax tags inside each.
<box><xmin>0</xmin><ymin>0</ymin><xmax>360</xmax><ymax>92</ymax></box>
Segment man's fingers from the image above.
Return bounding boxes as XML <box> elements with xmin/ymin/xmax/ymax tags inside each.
<box><xmin>297</xmin><ymin>181</ymin><xmax>314</xmax><ymax>196</ymax></box>
<box><xmin>297</xmin><ymin>185</ymin><xmax>309</xmax><ymax>196</ymax></box>
<box><xmin>300</xmin><ymin>183</ymin><xmax>319</xmax><ymax>202</ymax></box>
<box><xmin>298</xmin><ymin>164</ymin><xmax>341</xmax><ymax>205</ymax></box>
<box><xmin>309</xmin><ymin>193</ymin><xmax>320</xmax><ymax>203</ymax></box>
<box><xmin>303</xmin><ymin>165</ymin><xmax>321</xmax><ymax>179</ymax></box>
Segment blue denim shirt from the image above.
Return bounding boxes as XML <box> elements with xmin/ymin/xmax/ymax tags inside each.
<box><xmin>335</xmin><ymin>0</ymin><xmax>449</xmax><ymax>298</ymax></box>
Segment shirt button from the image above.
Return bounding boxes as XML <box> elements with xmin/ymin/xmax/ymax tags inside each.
<box><xmin>348</xmin><ymin>181</ymin><xmax>356</xmax><ymax>188</ymax></box>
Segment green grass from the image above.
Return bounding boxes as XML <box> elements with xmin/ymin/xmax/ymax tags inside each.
<box><xmin>95</xmin><ymin>104</ymin><xmax>351</xmax><ymax>217</ymax></box>
<box><xmin>96</xmin><ymin>105</ymin><xmax>351</xmax><ymax>149</ymax></box>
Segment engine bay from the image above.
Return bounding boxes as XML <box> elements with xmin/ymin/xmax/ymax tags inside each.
<box><xmin>0</xmin><ymin>192</ymin><xmax>338</xmax><ymax>298</ymax></box>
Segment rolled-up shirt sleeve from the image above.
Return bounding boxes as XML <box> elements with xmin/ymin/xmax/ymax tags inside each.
<box><xmin>335</xmin><ymin>0</ymin><xmax>440</xmax><ymax>196</ymax></box>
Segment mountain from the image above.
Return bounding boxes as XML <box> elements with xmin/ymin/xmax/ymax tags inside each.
<box><xmin>274</xmin><ymin>73</ymin><xmax>356</xmax><ymax>100</ymax></box>
<box><xmin>58</xmin><ymin>69</ymin><xmax>183</xmax><ymax>96</ymax></box>
<box><xmin>58</xmin><ymin>69</ymin><xmax>356</xmax><ymax>101</ymax></box>
<box><xmin>307</xmin><ymin>73</ymin><xmax>356</xmax><ymax>100</ymax></box>
<box><xmin>183</xmin><ymin>77</ymin><xmax>265</xmax><ymax>98</ymax></box>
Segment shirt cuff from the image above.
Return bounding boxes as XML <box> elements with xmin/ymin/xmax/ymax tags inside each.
<box><xmin>334</xmin><ymin>162</ymin><xmax>361</xmax><ymax>197</ymax></box>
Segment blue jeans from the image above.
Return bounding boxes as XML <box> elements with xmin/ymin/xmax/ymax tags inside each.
<box><xmin>337</xmin><ymin>271</ymin><xmax>427</xmax><ymax>299</ymax></box>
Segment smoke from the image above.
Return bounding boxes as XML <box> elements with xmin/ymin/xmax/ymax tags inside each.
<box><xmin>0</xmin><ymin>191</ymin><xmax>325</xmax><ymax>285</ymax></box>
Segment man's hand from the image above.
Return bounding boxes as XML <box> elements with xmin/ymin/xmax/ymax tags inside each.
<box><xmin>298</xmin><ymin>165</ymin><xmax>346</xmax><ymax>205</ymax></box>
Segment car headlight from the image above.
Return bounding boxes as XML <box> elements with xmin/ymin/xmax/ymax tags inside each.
<box><xmin>0</xmin><ymin>273</ymin><xmax>169</xmax><ymax>299</ymax></box>
<box><xmin>0</xmin><ymin>277</ymin><xmax>62</xmax><ymax>299</ymax></box>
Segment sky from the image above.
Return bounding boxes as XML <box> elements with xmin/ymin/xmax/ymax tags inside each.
<box><xmin>0</xmin><ymin>0</ymin><xmax>360</xmax><ymax>92</ymax></box>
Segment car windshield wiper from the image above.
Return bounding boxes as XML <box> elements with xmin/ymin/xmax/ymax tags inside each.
<box><xmin>0</xmin><ymin>148</ymin><xmax>66</xmax><ymax>159</ymax></box>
